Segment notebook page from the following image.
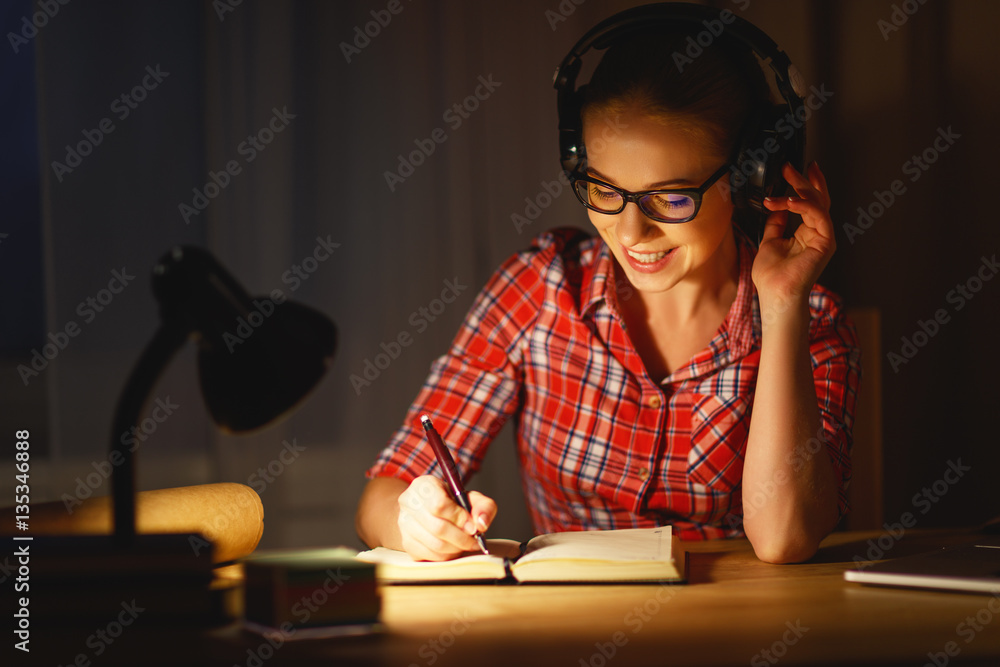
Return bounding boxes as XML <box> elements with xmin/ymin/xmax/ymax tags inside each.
<box><xmin>356</xmin><ymin>547</ymin><xmax>502</xmax><ymax>567</ymax></box>
<box><xmin>517</xmin><ymin>527</ymin><xmax>671</xmax><ymax>565</ymax></box>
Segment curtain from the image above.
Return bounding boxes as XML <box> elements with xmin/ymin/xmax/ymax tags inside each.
<box><xmin>21</xmin><ymin>0</ymin><xmax>1000</xmax><ymax>549</ymax></box>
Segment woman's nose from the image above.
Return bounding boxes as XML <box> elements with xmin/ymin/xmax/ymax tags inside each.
<box><xmin>614</xmin><ymin>202</ymin><xmax>659</xmax><ymax>247</ymax></box>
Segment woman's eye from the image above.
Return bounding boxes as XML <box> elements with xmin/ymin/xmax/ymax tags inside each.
<box><xmin>653</xmin><ymin>195</ymin><xmax>688</xmax><ymax>209</ymax></box>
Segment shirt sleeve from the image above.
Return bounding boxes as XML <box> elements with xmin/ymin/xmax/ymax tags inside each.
<box><xmin>807</xmin><ymin>286</ymin><xmax>862</xmax><ymax>519</ymax></box>
<box><xmin>366</xmin><ymin>232</ymin><xmax>561</xmax><ymax>484</ymax></box>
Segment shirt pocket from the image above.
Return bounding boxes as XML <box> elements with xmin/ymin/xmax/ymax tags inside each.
<box><xmin>687</xmin><ymin>394</ymin><xmax>752</xmax><ymax>492</ymax></box>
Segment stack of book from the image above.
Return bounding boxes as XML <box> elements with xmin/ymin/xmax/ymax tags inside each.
<box><xmin>27</xmin><ymin>533</ymin><xmax>230</xmax><ymax>627</ymax></box>
<box><xmin>241</xmin><ymin>547</ymin><xmax>380</xmax><ymax>639</ymax></box>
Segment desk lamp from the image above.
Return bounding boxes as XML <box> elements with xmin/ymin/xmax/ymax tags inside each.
<box><xmin>111</xmin><ymin>245</ymin><xmax>336</xmax><ymax>541</ymax></box>
<box><xmin>20</xmin><ymin>246</ymin><xmax>335</xmax><ymax>634</ymax></box>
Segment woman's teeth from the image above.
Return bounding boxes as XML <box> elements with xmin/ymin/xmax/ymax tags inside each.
<box><xmin>627</xmin><ymin>248</ymin><xmax>670</xmax><ymax>264</ymax></box>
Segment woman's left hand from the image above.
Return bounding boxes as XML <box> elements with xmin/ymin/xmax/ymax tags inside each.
<box><xmin>751</xmin><ymin>162</ymin><xmax>835</xmax><ymax>311</ymax></box>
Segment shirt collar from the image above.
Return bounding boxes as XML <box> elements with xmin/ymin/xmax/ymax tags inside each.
<box><xmin>582</xmin><ymin>240</ymin><xmax>616</xmax><ymax>318</ymax></box>
<box><xmin>719</xmin><ymin>234</ymin><xmax>761</xmax><ymax>361</ymax></box>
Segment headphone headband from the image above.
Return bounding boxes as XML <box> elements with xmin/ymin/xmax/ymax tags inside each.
<box><xmin>554</xmin><ymin>2</ymin><xmax>808</xmax><ymax>229</ymax></box>
<box><xmin>554</xmin><ymin>3</ymin><xmax>805</xmax><ymax>112</ymax></box>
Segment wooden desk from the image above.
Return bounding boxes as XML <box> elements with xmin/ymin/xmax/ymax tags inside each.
<box><xmin>21</xmin><ymin>529</ymin><xmax>1000</xmax><ymax>666</ymax></box>
<box><xmin>350</xmin><ymin>528</ymin><xmax>1000</xmax><ymax>667</ymax></box>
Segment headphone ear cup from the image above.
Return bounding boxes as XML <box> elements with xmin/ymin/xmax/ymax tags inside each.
<box><xmin>558</xmin><ymin>85</ymin><xmax>587</xmax><ymax>173</ymax></box>
<box><xmin>730</xmin><ymin>104</ymin><xmax>796</xmax><ymax>213</ymax></box>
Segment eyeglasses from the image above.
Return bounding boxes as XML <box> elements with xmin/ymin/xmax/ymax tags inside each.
<box><xmin>569</xmin><ymin>163</ymin><xmax>730</xmax><ymax>224</ymax></box>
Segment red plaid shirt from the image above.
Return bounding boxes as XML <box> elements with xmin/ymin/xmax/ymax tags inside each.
<box><xmin>368</xmin><ymin>228</ymin><xmax>860</xmax><ymax>540</ymax></box>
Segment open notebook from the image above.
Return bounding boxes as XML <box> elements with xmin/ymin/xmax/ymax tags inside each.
<box><xmin>356</xmin><ymin>526</ymin><xmax>685</xmax><ymax>584</ymax></box>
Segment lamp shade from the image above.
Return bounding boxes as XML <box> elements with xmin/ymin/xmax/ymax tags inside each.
<box><xmin>151</xmin><ymin>246</ymin><xmax>336</xmax><ymax>432</ymax></box>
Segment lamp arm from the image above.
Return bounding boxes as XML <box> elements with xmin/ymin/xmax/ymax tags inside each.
<box><xmin>111</xmin><ymin>319</ymin><xmax>191</xmax><ymax>542</ymax></box>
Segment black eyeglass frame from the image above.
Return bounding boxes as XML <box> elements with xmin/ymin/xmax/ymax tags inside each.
<box><xmin>569</xmin><ymin>162</ymin><xmax>731</xmax><ymax>224</ymax></box>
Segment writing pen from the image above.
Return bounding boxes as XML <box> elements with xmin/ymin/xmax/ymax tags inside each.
<box><xmin>419</xmin><ymin>414</ymin><xmax>489</xmax><ymax>555</ymax></box>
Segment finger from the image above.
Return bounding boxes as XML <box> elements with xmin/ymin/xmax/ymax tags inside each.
<box><xmin>397</xmin><ymin>475</ymin><xmax>448</xmax><ymax>516</ymax></box>
<box><xmin>764</xmin><ymin>196</ymin><xmax>828</xmax><ymax>248</ymax></box>
<box><xmin>781</xmin><ymin>162</ymin><xmax>811</xmax><ymax>191</ymax></box>
<box><xmin>780</xmin><ymin>164</ymin><xmax>820</xmax><ymax>205</ymax></box>
<box><xmin>779</xmin><ymin>195</ymin><xmax>835</xmax><ymax>246</ymax></box>
<box><xmin>759</xmin><ymin>209</ymin><xmax>788</xmax><ymax>244</ymax></box>
<box><xmin>397</xmin><ymin>497</ymin><xmax>480</xmax><ymax>556</ymax></box>
<box><xmin>467</xmin><ymin>491</ymin><xmax>498</xmax><ymax>533</ymax></box>
<box><xmin>397</xmin><ymin>514</ymin><xmax>449</xmax><ymax>561</ymax></box>
<box><xmin>807</xmin><ymin>161</ymin><xmax>829</xmax><ymax>199</ymax></box>
<box><xmin>775</xmin><ymin>196</ymin><xmax>824</xmax><ymax>220</ymax></box>
<box><xmin>762</xmin><ymin>196</ymin><xmax>805</xmax><ymax>212</ymax></box>
<box><xmin>773</xmin><ymin>165</ymin><xmax>834</xmax><ymax>235</ymax></box>
<box><xmin>398</xmin><ymin>514</ymin><xmax>476</xmax><ymax>561</ymax></box>
<box><xmin>399</xmin><ymin>476</ymin><xmax>478</xmax><ymax>543</ymax></box>
<box><xmin>783</xmin><ymin>163</ymin><xmax>829</xmax><ymax>208</ymax></box>
<box><xmin>763</xmin><ymin>196</ymin><xmax>788</xmax><ymax>211</ymax></box>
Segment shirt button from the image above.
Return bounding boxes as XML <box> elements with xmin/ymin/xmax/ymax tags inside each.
<box><xmin>647</xmin><ymin>396</ymin><xmax>662</xmax><ymax>409</ymax></box>
<box><xmin>638</xmin><ymin>467</ymin><xmax>650</xmax><ymax>480</ymax></box>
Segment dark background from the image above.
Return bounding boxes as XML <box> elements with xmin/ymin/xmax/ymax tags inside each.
<box><xmin>1</xmin><ymin>0</ymin><xmax>998</xmax><ymax>550</ymax></box>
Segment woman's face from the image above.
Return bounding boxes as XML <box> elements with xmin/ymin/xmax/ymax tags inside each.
<box><xmin>581</xmin><ymin>107</ymin><xmax>736</xmax><ymax>296</ymax></box>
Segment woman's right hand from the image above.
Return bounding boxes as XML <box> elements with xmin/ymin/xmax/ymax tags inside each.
<box><xmin>396</xmin><ymin>475</ymin><xmax>497</xmax><ymax>561</ymax></box>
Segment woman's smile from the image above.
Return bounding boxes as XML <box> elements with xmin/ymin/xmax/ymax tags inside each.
<box><xmin>622</xmin><ymin>245</ymin><xmax>678</xmax><ymax>272</ymax></box>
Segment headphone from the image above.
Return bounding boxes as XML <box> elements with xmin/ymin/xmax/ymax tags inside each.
<box><xmin>553</xmin><ymin>2</ymin><xmax>808</xmax><ymax>225</ymax></box>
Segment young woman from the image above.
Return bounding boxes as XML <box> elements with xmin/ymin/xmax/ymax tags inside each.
<box><xmin>355</xmin><ymin>9</ymin><xmax>860</xmax><ymax>564</ymax></box>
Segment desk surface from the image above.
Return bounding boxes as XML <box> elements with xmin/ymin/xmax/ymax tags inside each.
<box><xmin>23</xmin><ymin>528</ymin><xmax>1000</xmax><ymax>666</ymax></box>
